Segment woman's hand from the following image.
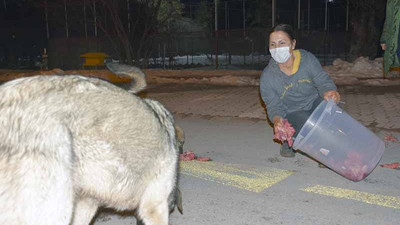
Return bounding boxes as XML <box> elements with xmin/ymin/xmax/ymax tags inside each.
<box><xmin>273</xmin><ymin>116</ymin><xmax>284</xmax><ymax>134</ymax></box>
<box><xmin>323</xmin><ymin>90</ymin><xmax>340</xmax><ymax>103</ymax></box>
<box><xmin>273</xmin><ymin>117</ymin><xmax>296</xmax><ymax>146</ymax></box>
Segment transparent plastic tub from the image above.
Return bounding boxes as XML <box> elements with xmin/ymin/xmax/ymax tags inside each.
<box><xmin>293</xmin><ymin>100</ymin><xmax>385</xmax><ymax>181</ymax></box>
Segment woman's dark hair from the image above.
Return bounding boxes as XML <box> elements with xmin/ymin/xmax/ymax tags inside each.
<box><xmin>269</xmin><ymin>24</ymin><xmax>295</xmax><ymax>41</ymax></box>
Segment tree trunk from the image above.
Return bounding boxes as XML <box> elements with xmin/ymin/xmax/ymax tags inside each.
<box><xmin>349</xmin><ymin>11</ymin><xmax>368</xmax><ymax>60</ymax></box>
<box><xmin>348</xmin><ymin>0</ymin><xmax>386</xmax><ymax>60</ymax></box>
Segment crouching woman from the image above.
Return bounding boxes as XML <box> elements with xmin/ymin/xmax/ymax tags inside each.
<box><xmin>260</xmin><ymin>24</ymin><xmax>340</xmax><ymax>157</ymax></box>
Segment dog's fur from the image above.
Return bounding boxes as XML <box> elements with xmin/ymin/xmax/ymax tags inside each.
<box><xmin>0</xmin><ymin>64</ymin><xmax>179</xmax><ymax>225</ymax></box>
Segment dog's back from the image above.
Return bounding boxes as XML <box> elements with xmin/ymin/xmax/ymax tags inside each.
<box><xmin>0</xmin><ymin>76</ymin><xmax>76</xmax><ymax>225</ymax></box>
<box><xmin>0</xmin><ymin>72</ymin><xmax>178</xmax><ymax>225</ymax></box>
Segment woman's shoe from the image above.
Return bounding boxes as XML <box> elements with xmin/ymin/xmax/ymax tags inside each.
<box><xmin>280</xmin><ymin>142</ymin><xmax>295</xmax><ymax>157</ymax></box>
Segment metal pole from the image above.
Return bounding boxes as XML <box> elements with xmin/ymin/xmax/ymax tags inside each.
<box><xmin>272</xmin><ymin>0</ymin><xmax>275</xmax><ymax>27</ymax></box>
<box><xmin>307</xmin><ymin>0</ymin><xmax>310</xmax><ymax>30</ymax></box>
<box><xmin>94</xmin><ymin>0</ymin><xmax>97</xmax><ymax>37</ymax></box>
<box><xmin>297</xmin><ymin>0</ymin><xmax>301</xmax><ymax>29</ymax></box>
<box><xmin>243</xmin><ymin>0</ymin><xmax>246</xmax><ymax>65</ymax></box>
<box><xmin>186</xmin><ymin>42</ymin><xmax>189</xmax><ymax>65</ymax></box>
<box><xmin>225</xmin><ymin>1</ymin><xmax>228</xmax><ymax>65</ymax></box>
<box><xmin>163</xmin><ymin>43</ymin><xmax>166</xmax><ymax>70</ymax></box>
<box><xmin>64</xmin><ymin>0</ymin><xmax>69</xmax><ymax>38</ymax></box>
<box><xmin>227</xmin><ymin>1</ymin><xmax>230</xmax><ymax>33</ymax></box>
<box><xmin>324</xmin><ymin>0</ymin><xmax>328</xmax><ymax>66</ymax></box>
<box><xmin>127</xmin><ymin>0</ymin><xmax>131</xmax><ymax>33</ymax></box>
<box><xmin>158</xmin><ymin>43</ymin><xmax>160</xmax><ymax>66</ymax></box>
<box><xmin>242</xmin><ymin>0</ymin><xmax>245</xmax><ymax>36</ymax></box>
<box><xmin>45</xmin><ymin>0</ymin><xmax>49</xmax><ymax>39</ymax></box>
<box><xmin>83</xmin><ymin>0</ymin><xmax>87</xmax><ymax>37</ymax></box>
<box><xmin>324</xmin><ymin>0</ymin><xmax>327</xmax><ymax>31</ymax></box>
<box><xmin>346</xmin><ymin>0</ymin><xmax>349</xmax><ymax>32</ymax></box>
<box><xmin>215</xmin><ymin>0</ymin><xmax>218</xmax><ymax>36</ymax></box>
<box><xmin>189</xmin><ymin>0</ymin><xmax>192</xmax><ymax>19</ymax></box>
<box><xmin>215</xmin><ymin>0</ymin><xmax>219</xmax><ymax>69</ymax></box>
<box><xmin>191</xmin><ymin>39</ymin><xmax>194</xmax><ymax>64</ymax></box>
<box><xmin>225</xmin><ymin>1</ymin><xmax>227</xmax><ymax>37</ymax></box>
<box><xmin>251</xmin><ymin>40</ymin><xmax>254</xmax><ymax>67</ymax></box>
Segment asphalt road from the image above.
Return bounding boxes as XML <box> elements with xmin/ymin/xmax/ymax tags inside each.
<box><xmin>92</xmin><ymin>84</ymin><xmax>400</xmax><ymax>225</ymax></box>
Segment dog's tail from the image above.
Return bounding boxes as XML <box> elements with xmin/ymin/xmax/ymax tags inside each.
<box><xmin>106</xmin><ymin>62</ymin><xmax>147</xmax><ymax>94</ymax></box>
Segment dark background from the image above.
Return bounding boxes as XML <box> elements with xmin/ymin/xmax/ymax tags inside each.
<box><xmin>0</xmin><ymin>0</ymin><xmax>387</xmax><ymax>69</ymax></box>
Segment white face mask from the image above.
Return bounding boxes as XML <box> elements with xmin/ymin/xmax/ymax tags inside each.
<box><xmin>269</xmin><ymin>46</ymin><xmax>292</xmax><ymax>64</ymax></box>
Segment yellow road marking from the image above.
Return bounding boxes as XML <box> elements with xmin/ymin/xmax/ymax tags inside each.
<box><xmin>180</xmin><ymin>161</ymin><xmax>294</xmax><ymax>193</ymax></box>
<box><xmin>301</xmin><ymin>185</ymin><xmax>400</xmax><ymax>209</ymax></box>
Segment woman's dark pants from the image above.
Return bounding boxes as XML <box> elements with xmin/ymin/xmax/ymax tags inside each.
<box><xmin>282</xmin><ymin>97</ymin><xmax>323</xmax><ymax>153</ymax></box>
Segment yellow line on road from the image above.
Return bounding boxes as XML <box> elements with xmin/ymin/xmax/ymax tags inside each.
<box><xmin>301</xmin><ymin>185</ymin><xmax>400</xmax><ymax>209</ymax></box>
<box><xmin>180</xmin><ymin>161</ymin><xmax>294</xmax><ymax>193</ymax></box>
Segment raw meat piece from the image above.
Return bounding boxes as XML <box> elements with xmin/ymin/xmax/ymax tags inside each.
<box><xmin>179</xmin><ymin>151</ymin><xmax>211</xmax><ymax>162</ymax></box>
<box><xmin>179</xmin><ymin>151</ymin><xmax>195</xmax><ymax>161</ymax></box>
<box><xmin>384</xmin><ymin>134</ymin><xmax>399</xmax><ymax>142</ymax></box>
<box><xmin>341</xmin><ymin>152</ymin><xmax>368</xmax><ymax>181</ymax></box>
<box><xmin>196</xmin><ymin>157</ymin><xmax>211</xmax><ymax>162</ymax></box>
<box><xmin>273</xmin><ymin>119</ymin><xmax>296</xmax><ymax>147</ymax></box>
<box><xmin>380</xmin><ymin>162</ymin><xmax>399</xmax><ymax>169</ymax></box>
<box><xmin>342</xmin><ymin>164</ymin><xmax>368</xmax><ymax>181</ymax></box>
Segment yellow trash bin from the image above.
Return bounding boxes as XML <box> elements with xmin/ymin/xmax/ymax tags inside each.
<box><xmin>80</xmin><ymin>52</ymin><xmax>110</xmax><ymax>69</ymax></box>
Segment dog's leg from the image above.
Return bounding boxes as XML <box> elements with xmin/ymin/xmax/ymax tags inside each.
<box><xmin>138</xmin><ymin>198</ymin><xmax>169</xmax><ymax>225</ymax></box>
<box><xmin>0</xmin><ymin>123</ymin><xmax>75</xmax><ymax>225</ymax></box>
<box><xmin>136</xmin><ymin>219</ymin><xmax>146</xmax><ymax>225</ymax></box>
<box><xmin>138</xmin><ymin>178</ymin><xmax>172</xmax><ymax>225</ymax></box>
<box><xmin>70</xmin><ymin>197</ymin><xmax>99</xmax><ymax>225</ymax></box>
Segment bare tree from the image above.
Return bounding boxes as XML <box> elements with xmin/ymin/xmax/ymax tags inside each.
<box><xmin>37</xmin><ymin>0</ymin><xmax>183</xmax><ymax>66</ymax></box>
<box><xmin>193</xmin><ymin>0</ymin><xmax>215</xmax><ymax>64</ymax></box>
<box><xmin>93</xmin><ymin>0</ymin><xmax>183</xmax><ymax>65</ymax></box>
<box><xmin>247</xmin><ymin>0</ymin><xmax>272</xmax><ymax>28</ymax></box>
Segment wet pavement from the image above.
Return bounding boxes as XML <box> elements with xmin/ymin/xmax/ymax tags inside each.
<box><xmin>144</xmin><ymin>83</ymin><xmax>400</xmax><ymax>131</ymax></box>
<box><xmin>94</xmin><ymin>82</ymin><xmax>400</xmax><ymax>225</ymax></box>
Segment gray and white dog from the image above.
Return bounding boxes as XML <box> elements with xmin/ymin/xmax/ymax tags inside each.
<box><xmin>0</xmin><ymin>63</ymin><xmax>181</xmax><ymax>225</ymax></box>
